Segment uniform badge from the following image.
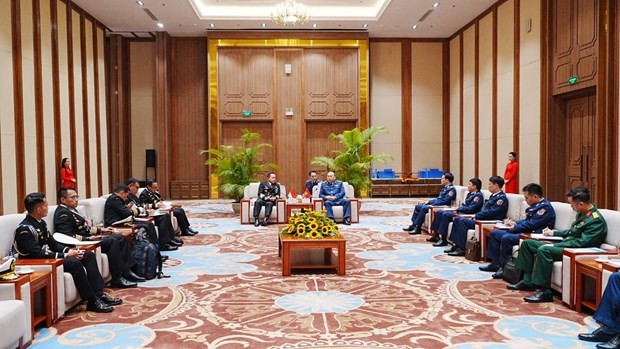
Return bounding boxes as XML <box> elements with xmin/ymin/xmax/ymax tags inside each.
<box><xmin>537</xmin><ymin>208</ymin><xmax>546</xmax><ymax>216</ymax></box>
<box><xmin>449</xmin><ymin>191</ymin><xmax>455</xmax><ymax>196</ymax></box>
<box><xmin>586</xmin><ymin>211</ymin><xmax>592</xmax><ymax>217</ymax></box>
<box><xmin>592</xmin><ymin>212</ymin><xmax>599</xmax><ymax>218</ymax></box>
<box><xmin>474</xmin><ymin>197</ymin><xmax>480</xmax><ymax>202</ymax></box>
<box><xmin>497</xmin><ymin>199</ymin><xmax>504</xmax><ymax>205</ymax></box>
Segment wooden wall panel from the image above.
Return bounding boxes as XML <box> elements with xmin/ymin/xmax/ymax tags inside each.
<box><xmin>275</xmin><ymin>49</ymin><xmax>303</xmax><ymax>192</ymax></box>
<box><xmin>0</xmin><ymin>1</ymin><xmax>110</xmax><ymax>212</ymax></box>
<box><xmin>306</xmin><ymin>121</ymin><xmax>356</xmax><ymax>180</ymax></box>
<box><xmin>171</xmin><ymin>37</ymin><xmax>208</xmax><ymax>182</ymax></box>
<box><xmin>218</xmin><ymin>48</ymin><xmax>273</xmax><ymax>120</ymax></box>
<box><xmin>220</xmin><ymin>121</ymin><xmax>275</xmax><ymax>167</ymax></box>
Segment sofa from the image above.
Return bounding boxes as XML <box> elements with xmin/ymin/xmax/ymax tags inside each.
<box><xmin>240</xmin><ymin>183</ymin><xmax>287</xmax><ymax>224</ymax></box>
<box><xmin>312</xmin><ymin>182</ymin><xmax>360</xmax><ymax>223</ymax></box>
<box><xmin>0</xmin><ymin>300</ymin><xmax>28</xmax><ymax>348</ymax></box>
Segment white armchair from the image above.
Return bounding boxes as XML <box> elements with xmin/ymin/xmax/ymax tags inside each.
<box><xmin>312</xmin><ymin>182</ymin><xmax>360</xmax><ymax>223</ymax></box>
<box><xmin>77</xmin><ymin>198</ymin><xmax>112</xmax><ymax>283</ymax></box>
<box><xmin>240</xmin><ymin>183</ymin><xmax>287</xmax><ymax>224</ymax></box>
<box><xmin>0</xmin><ymin>300</ymin><xmax>28</xmax><ymax>349</ymax></box>
<box><xmin>423</xmin><ymin>185</ymin><xmax>469</xmax><ymax>234</ymax></box>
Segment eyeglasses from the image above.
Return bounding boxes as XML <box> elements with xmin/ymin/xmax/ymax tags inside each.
<box><xmin>66</xmin><ymin>195</ymin><xmax>80</xmax><ymax>199</ymax></box>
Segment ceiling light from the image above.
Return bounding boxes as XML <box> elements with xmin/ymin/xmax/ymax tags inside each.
<box><xmin>157</xmin><ymin>22</ymin><xmax>164</xmax><ymax>28</ymax></box>
<box><xmin>271</xmin><ymin>0</ymin><xmax>310</xmax><ymax>26</ymax></box>
<box><xmin>312</xmin><ymin>23</ymin><xmax>317</xmax><ymax>28</ymax></box>
<box><xmin>261</xmin><ymin>23</ymin><xmax>266</xmax><ymax>27</ymax></box>
<box><xmin>433</xmin><ymin>2</ymin><xmax>440</xmax><ymax>7</ymax></box>
<box><xmin>136</xmin><ymin>0</ymin><xmax>144</xmax><ymax>6</ymax></box>
<box><xmin>412</xmin><ymin>24</ymin><xmax>418</xmax><ymax>29</ymax></box>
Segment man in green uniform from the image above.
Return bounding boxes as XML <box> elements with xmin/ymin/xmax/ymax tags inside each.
<box><xmin>507</xmin><ymin>187</ymin><xmax>607</xmax><ymax>303</ymax></box>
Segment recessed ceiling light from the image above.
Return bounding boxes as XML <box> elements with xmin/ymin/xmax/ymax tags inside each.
<box><xmin>136</xmin><ymin>0</ymin><xmax>144</xmax><ymax>5</ymax></box>
<box><xmin>261</xmin><ymin>23</ymin><xmax>266</xmax><ymax>27</ymax></box>
<box><xmin>412</xmin><ymin>24</ymin><xmax>418</xmax><ymax>29</ymax></box>
<box><xmin>433</xmin><ymin>2</ymin><xmax>440</xmax><ymax>7</ymax></box>
<box><xmin>312</xmin><ymin>23</ymin><xmax>317</xmax><ymax>28</ymax></box>
<box><xmin>362</xmin><ymin>24</ymin><xmax>368</xmax><ymax>28</ymax></box>
<box><xmin>157</xmin><ymin>22</ymin><xmax>164</xmax><ymax>28</ymax></box>
<box><xmin>209</xmin><ymin>23</ymin><xmax>215</xmax><ymax>28</ymax></box>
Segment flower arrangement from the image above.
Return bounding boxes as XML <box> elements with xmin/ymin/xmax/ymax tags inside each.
<box><xmin>282</xmin><ymin>210</ymin><xmax>340</xmax><ymax>239</ymax></box>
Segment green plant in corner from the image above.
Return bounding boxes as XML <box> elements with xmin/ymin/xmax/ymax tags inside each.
<box><xmin>311</xmin><ymin>126</ymin><xmax>392</xmax><ymax>198</ymax></box>
<box><xmin>201</xmin><ymin>129</ymin><xmax>277</xmax><ymax>203</ymax></box>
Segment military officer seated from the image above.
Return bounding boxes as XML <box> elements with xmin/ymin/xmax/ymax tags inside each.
<box><xmin>403</xmin><ymin>172</ymin><xmax>456</xmax><ymax>235</ymax></box>
<box><xmin>253</xmin><ymin>172</ymin><xmax>281</xmax><ymax>227</ymax></box>
<box><xmin>140</xmin><ymin>179</ymin><xmax>199</xmax><ymax>236</ymax></box>
<box><xmin>319</xmin><ymin>171</ymin><xmax>351</xmax><ymax>225</ymax></box>
<box><xmin>578</xmin><ymin>272</ymin><xmax>620</xmax><ymax>349</ymax></box>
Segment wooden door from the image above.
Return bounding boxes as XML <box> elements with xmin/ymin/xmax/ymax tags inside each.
<box><xmin>565</xmin><ymin>94</ymin><xmax>597</xmax><ymax>200</ymax></box>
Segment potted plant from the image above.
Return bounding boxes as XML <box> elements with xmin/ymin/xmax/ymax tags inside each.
<box><xmin>201</xmin><ymin>129</ymin><xmax>277</xmax><ymax>212</ymax></box>
<box><xmin>311</xmin><ymin>126</ymin><xmax>392</xmax><ymax>198</ymax></box>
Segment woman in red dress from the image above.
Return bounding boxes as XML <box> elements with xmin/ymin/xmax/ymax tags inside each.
<box><xmin>503</xmin><ymin>152</ymin><xmax>519</xmax><ymax>194</ymax></box>
<box><xmin>60</xmin><ymin>157</ymin><xmax>76</xmax><ymax>188</ymax></box>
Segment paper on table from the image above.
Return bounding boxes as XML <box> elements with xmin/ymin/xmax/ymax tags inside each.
<box><xmin>494</xmin><ymin>223</ymin><xmax>512</xmax><ymax>229</ymax></box>
<box><xmin>53</xmin><ymin>233</ymin><xmax>101</xmax><ymax>246</ymax></box>
<box><xmin>112</xmin><ymin>216</ymin><xmax>132</xmax><ymax>226</ymax></box>
<box><xmin>530</xmin><ymin>233</ymin><xmax>563</xmax><ymax>241</ymax></box>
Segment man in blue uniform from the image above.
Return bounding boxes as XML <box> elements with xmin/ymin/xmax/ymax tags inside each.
<box><xmin>403</xmin><ymin>172</ymin><xmax>456</xmax><ymax>235</ymax></box>
<box><xmin>319</xmin><ymin>171</ymin><xmax>351</xmax><ymax>225</ymax></box>
<box><xmin>445</xmin><ymin>176</ymin><xmax>508</xmax><ymax>256</ymax></box>
<box><xmin>508</xmin><ymin>187</ymin><xmax>607</xmax><ymax>303</ymax></box>
<box><xmin>305</xmin><ymin>171</ymin><xmax>321</xmax><ymax>195</ymax></box>
<box><xmin>578</xmin><ymin>272</ymin><xmax>620</xmax><ymax>348</ymax></box>
<box><xmin>479</xmin><ymin>183</ymin><xmax>556</xmax><ymax>279</ymax></box>
<box><xmin>428</xmin><ymin>178</ymin><xmax>484</xmax><ymax>247</ymax></box>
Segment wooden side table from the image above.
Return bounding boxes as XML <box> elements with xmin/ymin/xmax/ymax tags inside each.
<box><xmin>285</xmin><ymin>202</ymin><xmax>313</xmax><ymax>223</ymax></box>
<box><xmin>575</xmin><ymin>259</ymin><xmax>603</xmax><ymax>312</ymax></box>
<box><xmin>29</xmin><ymin>271</ymin><xmax>53</xmax><ymax>335</ymax></box>
<box><xmin>278</xmin><ymin>232</ymin><xmax>346</xmax><ymax>276</ymax></box>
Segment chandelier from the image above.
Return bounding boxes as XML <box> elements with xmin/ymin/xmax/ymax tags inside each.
<box><xmin>271</xmin><ymin>0</ymin><xmax>310</xmax><ymax>26</ymax></box>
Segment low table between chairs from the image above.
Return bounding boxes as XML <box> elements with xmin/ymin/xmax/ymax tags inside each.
<box><xmin>278</xmin><ymin>232</ymin><xmax>346</xmax><ymax>276</ymax></box>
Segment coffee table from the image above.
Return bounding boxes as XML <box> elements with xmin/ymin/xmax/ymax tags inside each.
<box><xmin>285</xmin><ymin>202</ymin><xmax>313</xmax><ymax>223</ymax></box>
<box><xmin>278</xmin><ymin>232</ymin><xmax>346</xmax><ymax>276</ymax></box>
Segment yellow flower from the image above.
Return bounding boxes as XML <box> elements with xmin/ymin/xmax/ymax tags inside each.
<box><xmin>321</xmin><ymin>226</ymin><xmax>330</xmax><ymax>234</ymax></box>
<box><xmin>310</xmin><ymin>230</ymin><xmax>320</xmax><ymax>238</ymax></box>
<box><xmin>309</xmin><ymin>222</ymin><xmax>319</xmax><ymax>230</ymax></box>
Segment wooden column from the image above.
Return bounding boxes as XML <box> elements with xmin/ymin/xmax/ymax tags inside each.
<box><xmin>155</xmin><ymin>32</ymin><xmax>172</xmax><ymax>198</ymax></box>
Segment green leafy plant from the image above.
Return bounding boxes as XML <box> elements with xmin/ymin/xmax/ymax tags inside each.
<box><xmin>201</xmin><ymin>129</ymin><xmax>277</xmax><ymax>203</ymax></box>
<box><xmin>311</xmin><ymin>126</ymin><xmax>392</xmax><ymax>197</ymax></box>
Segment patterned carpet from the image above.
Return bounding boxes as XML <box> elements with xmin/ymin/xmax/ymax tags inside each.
<box><xmin>30</xmin><ymin>199</ymin><xmax>600</xmax><ymax>349</ymax></box>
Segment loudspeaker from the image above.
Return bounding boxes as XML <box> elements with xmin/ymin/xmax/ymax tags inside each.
<box><xmin>146</xmin><ymin>149</ymin><xmax>156</xmax><ymax>168</ymax></box>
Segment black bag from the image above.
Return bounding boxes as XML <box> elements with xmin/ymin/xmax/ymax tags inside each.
<box><xmin>502</xmin><ymin>249</ymin><xmax>523</xmax><ymax>284</ymax></box>
<box><xmin>131</xmin><ymin>227</ymin><xmax>169</xmax><ymax>279</ymax></box>
<box><xmin>465</xmin><ymin>238</ymin><xmax>480</xmax><ymax>261</ymax></box>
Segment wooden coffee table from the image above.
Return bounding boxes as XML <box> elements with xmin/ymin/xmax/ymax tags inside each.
<box><xmin>278</xmin><ymin>232</ymin><xmax>346</xmax><ymax>276</ymax></box>
<box><xmin>29</xmin><ymin>271</ymin><xmax>53</xmax><ymax>334</ymax></box>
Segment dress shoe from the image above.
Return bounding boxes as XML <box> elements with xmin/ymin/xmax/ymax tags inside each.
<box><xmin>409</xmin><ymin>228</ymin><xmax>422</xmax><ymax>235</ymax></box>
<box><xmin>403</xmin><ymin>225</ymin><xmax>415</xmax><ymax>232</ymax></box>
<box><xmin>160</xmin><ymin>255</ymin><xmax>169</xmax><ymax>262</ymax></box>
<box><xmin>124</xmin><ymin>270</ymin><xmax>146</xmax><ymax>282</ymax></box>
<box><xmin>597</xmin><ymin>334</ymin><xmax>620</xmax><ymax>349</ymax></box>
<box><xmin>181</xmin><ymin>230</ymin><xmax>196</xmax><ymax>236</ymax></box>
<box><xmin>99</xmin><ymin>293</ymin><xmax>123</xmax><ymax>306</ymax></box>
<box><xmin>448</xmin><ymin>247</ymin><xmax>466</xmax><ymax>257</ymax></box>
<box><xmin>343</xmin><ymin>218</ymin><xmax>351</xmax><ymax>225</ymax></box>
<box><xmin>426</xmin><ymin>236</ymin><xmax>440</xmax><ymax>243</ymax></box>
<box><xmin>578</xmin><ymin>326</ymin><xmax>615</xmax><ymax>342</ymax></box>
<box><xmin>254</xmin><ymin>219</ymin><xmax>261</xmax><ymax>227</ymax></box>
<box><xmin>524</xmin><ymin>289</ymin><xmax>554</xmax><ymax>303</ymax></box>
<box><xmin>168</xmin><ymin>240</ymin><xmax>182</xmax><ymax>247</ymax></box>
<box><xmin>87</xmin><ymin>298</ymin><xmax>113</xmax><ymax>313</ymax></box>
<box><xmin>110</xmin><ymin>277</ymin><xmax>138</xmax><ymax>289</ymax></box>
<box><xmin>433</xmin><ymin>240</ymin><xmax>448</xmax><ymax>247</ymax></box>
<box><xmin>507</xmin><ymin>280</ymin><xmax>537</xmax><ymax>291</ymax></box>
<box><xmin>261</xmin><ymin>219</ymin><xmax>269</xmax><ymax>227</ymax></box>
<box><xmin>160</xmin><ymin>244</ymin><xmax>178</xmax><ymax>251</ymax></box>
<box><xmin>172</xmin><ymin>237</ymin><xmax>184</xmax><ymax>245</ymax></box>
<box><xmin>187</xmin><ymin>227</ymin><xmax>199</xmax><ymax>235</ymax></box>
<box><xmin>444</xmin><ymin>245</ymin><xmax>457</xmax><ymax>253</ymax></box>
<box><xmin>491</xmin><ymin>268</ymin><xmax>504</xmax><ymax>279</ymax></box>
<box><xmin>479</xmin><ymin>263</ymin><xmax>501</xmax><ymax>272</ymax></box>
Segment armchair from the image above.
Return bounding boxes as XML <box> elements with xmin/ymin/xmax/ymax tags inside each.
<box><xmin>0</xmin><ymin>300</ymin><xmax>28</xmax><ymax>349</ymax></box>
<box><xmin>240</xmin><ymin>183</ymin><xmax>287</xmax><ymax>224</ymax></box>
<box><xmin>423</xmin><ymin>185</ymin><xmax>469</xmax><ymax>234</ymax></box>
<box><xmin>312</xmin><ymin>182</ymin><xmax>360</xmax><ymax>223</ymax></box>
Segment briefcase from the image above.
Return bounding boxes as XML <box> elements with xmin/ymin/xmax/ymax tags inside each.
<box><xmin>465</xmin><ymin>238</ymin><xmax>481</xmax><ymax>261</ymax></box>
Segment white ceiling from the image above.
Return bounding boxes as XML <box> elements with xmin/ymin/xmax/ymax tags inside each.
<box><xmin>72</xmin><ymin>0</ymin><xmax>499</xmax><ymax>38</ymax></box>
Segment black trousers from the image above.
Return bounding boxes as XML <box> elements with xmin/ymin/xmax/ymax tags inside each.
<box><xmin>153</xmin><ymin>215</ymin><xmax>175</xmax><ymax>245</ymax></box>
<box><xmin>173</xmin><ymin>208</ymin><xmax>190</xmax><ymax>233</ymax></box>
<box><xmin>63</xmin><ymin>250</ymin><xmax>104</xmax><ymax>300</ymax></box>
<box><xmin>100</xmin><ymin>235</ymin><xmax>134</xmax><ymax>281</ymax></box>
<box><xmin>253</xmin><ymin>199</ymin><xmax>275</xmax><ymax>219</ymax></box>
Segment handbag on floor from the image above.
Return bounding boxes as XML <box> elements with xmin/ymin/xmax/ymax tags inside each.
<box><xmin>502</xmin><ymin>249</ymin><xmax>523</xmax><ymax>284</ymax></box>
<box><xmin>465</xmin><ymin>238</ymin><xmax>480</xmax><ymax>261</ymax></box>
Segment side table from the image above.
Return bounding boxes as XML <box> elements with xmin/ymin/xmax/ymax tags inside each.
<box><xmin>575</xmin><ymin>259</ymin><xmax>602</xmax><ymax>312</ymax></box>
<box><xmin>285</xmin><ymin>202</ymin><xmax>313</xmax><ymax>224</ymax></box>
<box><xmin>278</xmin><ymin>232</ymin><xmax>346</xmax><ymax>276</ymax></box>
<box><xmin>29</xmin><ymin>271</ymin><xmax>53</xmax><ymax>335</ymax></box>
